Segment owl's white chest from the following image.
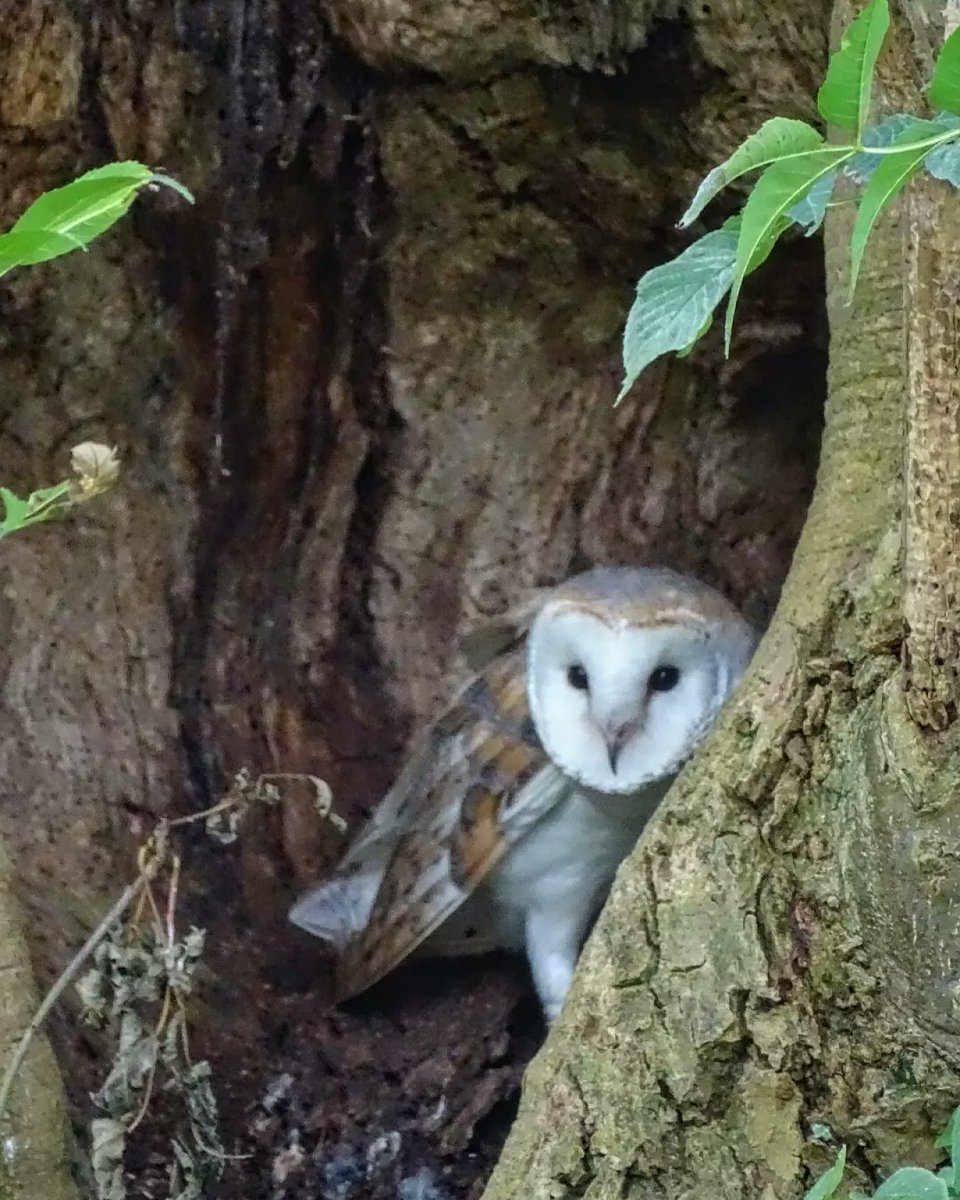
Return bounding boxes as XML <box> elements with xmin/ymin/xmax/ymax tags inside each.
<box><xmin>482</xmin><ymin>780</ymin><xmax>668</xmax><ymax>949</ymax></box>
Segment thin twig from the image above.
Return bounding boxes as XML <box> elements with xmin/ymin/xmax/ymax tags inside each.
<box><xmin>165</xmin><ymin>855</ymin><xmax>181</xmax><ymax>947</ymax></box>
<box><xmin>125</xmin><ymin>987</ymin><xmax>172</xmax><ymax>1135</ymax></box>
<box><xmin>177</xmin><ymin>995</ymin><xmax>193</xmax><ymax>1068</ymax></box>
<box><xmin>167</xmin><ymin>799</ymin><xmax>235</xmax><ymax>829</ymax></box>
<box><xmin>144</xmin><ymin>880</ymin><xmax>165</xmax><ymax>938</ymax></box>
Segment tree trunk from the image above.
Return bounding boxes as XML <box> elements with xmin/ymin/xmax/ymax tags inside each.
<box><xmin>484</xmin><ymin>5</ymin><xmax>960</xmax><ymax>1198</ymax></box>
<box><xmin>0</xmin><ymin>0</ymin><xmax>862</xmax><ymax>1196</ymax></box>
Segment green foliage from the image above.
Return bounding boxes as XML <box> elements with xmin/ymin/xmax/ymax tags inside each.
<box><xmin>787</xmin><ymin>168</ymin><xmax>839</xmax><ymax>234</ymax></box>
<box><xmin>725</xmin><ymin>144</ymin><xmax>852</xmax><ymax>348</ymax></box>
<box><xmin>802</xmin><ymin>1107</ymin><xmax>960</xmax><ymax>1200</ymax></box>
<box><xmin>849</xmin><ymin>117</ymin><xmax>957</xmax><ymax>293</ymax></box>
<box><xmin>0</xmin><ymin>444</ymin><xmax>120</xmax><ymax>541</ymax></box>
<box><xmin>924</xmin><ymin>136</ymin><xmax>960</xmax><ymax>186</ymax></box>
<box><xmin>619</xmin><ymin>0</ymin><xmax>960</xmax><ymax>401</ymax></box>
<box><xmin>928</xmin><ymin>28</ymin><xmax>960</xmax><ymax>115</ymax></box>
<box><xmin>678</xmin><ymin>118</ymin><xmax>823</xmax><ymax>229</ymax></box>
<box><xmin>804</xmin><ymin>1146</ymin><xmax>846</xmax><ymax>1200</ymax></box>
<box><xmin>846</xmin><ymin>114</ymin><xmax>928</xmax><ymax>183</ymax></box>
<box><xmin>869</xmin><ymin>1168</ymin><xmax>949</xmax><ymax>1200</ymax></box>
<box><xmin>619</xmin><ymin>226</ymin><xmax>737</xmax><ymax>401</ymax></box>
<box><xmin>816</xmin><ymin>0</ymin><xmax>889</xmax><ymax>137</ymax></box>
<box><xmin>0</xmin><ymin>162</ymin><xmax>193</xmax><ymax>278</ymax></box>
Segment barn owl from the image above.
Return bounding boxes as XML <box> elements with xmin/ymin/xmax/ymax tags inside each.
<box><xmin>289</xmin><ymin>566</ymin><xmax>757</xmax><ymax>1022</ymax></box>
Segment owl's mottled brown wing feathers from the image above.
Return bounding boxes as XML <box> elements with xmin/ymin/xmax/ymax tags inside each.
<box><xmin>334</xmin><ymin>651</ymin><xmax>562</xmax><ymax>1002</ymax></box>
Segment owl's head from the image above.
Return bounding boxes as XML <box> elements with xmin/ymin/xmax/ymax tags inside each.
<box><xmin>527</xmin><ymin>567</ymin><xmax>757</xmax><ymax>795</ymax></box>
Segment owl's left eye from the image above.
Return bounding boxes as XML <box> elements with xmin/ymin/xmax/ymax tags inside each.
<box><xmin>567</xmin><ymin>664</ymin><xmax>590</xmax><ymax>691</ymax></box>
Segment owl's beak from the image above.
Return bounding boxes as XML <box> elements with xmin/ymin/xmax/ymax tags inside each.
<box><xmin>606</xmin><ymin>723</ymin><xmax>634</xmax><ymax>774</ymax></box>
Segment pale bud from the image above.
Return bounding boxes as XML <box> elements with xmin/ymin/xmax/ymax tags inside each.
<box><xmin>69</xmin><ymin>443</ymin><xmax>120</xmax><ymax>497</ymax></box>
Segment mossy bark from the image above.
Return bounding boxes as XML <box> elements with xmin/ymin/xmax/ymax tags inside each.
<box><xmin>0</xmin><ymin>840</ymin><xmax>77</xmax><ymax>1200</ymax></box>
<box><xmin>483</xmin><ymin>6</ymin><xmax>960</xmax><ymax>1198</ymax></box>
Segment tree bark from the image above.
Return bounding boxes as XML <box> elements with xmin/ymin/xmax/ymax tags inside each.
<box><xmin>0</xmin><ymin>0</ymin><xmax>850</xmax><ymax>1195</ymax></box>
<box><xmin>483</xmin><ymin>5</ymin><xmax>960</xmax><ymax>1198</ymax></box>
<box><xmin>0</xmin><ymin>837</ymin><xmax>77</xmax><ymax>1200</ymax></box>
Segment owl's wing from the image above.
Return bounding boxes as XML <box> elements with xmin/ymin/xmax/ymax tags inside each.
<box><xmin>328</xmin><ymin>650</ymin><xmax>571</xmax><ymax>1002</ymax></box>
<box><xmin>457</xmin><ymin>589</ymin><xmax>549</xmax><ymax>672</ymax></box>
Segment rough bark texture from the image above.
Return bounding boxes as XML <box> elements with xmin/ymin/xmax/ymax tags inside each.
<box><xmin>0</xmin><ymin>837</ymin><xmax>78</xmax><ymax>1200</ymax></box>
<box><xmin>901</xmin><ymin>5</ymin><xmax>960</xmax><ymax>730</ymax></box>
<box><xmin>0</xmin><ymin>0</ymin><xmax>834</xmax><ymax>1196</ymax></box>
<box><xmin>484</xmin><ymin>5</ymin><xmax>960</xmax><ymax>1199</ymax></box>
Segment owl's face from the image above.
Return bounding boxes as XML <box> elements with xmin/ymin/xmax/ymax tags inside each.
<box><xmin>527</xmin><ymin>604</ymin><xmax>753</xmax><ymax>795</ymax></box>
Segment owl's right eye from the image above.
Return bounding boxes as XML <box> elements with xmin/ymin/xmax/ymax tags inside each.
<box><xmin>567</xmin><ymin>664</ymin><xmax>590</xmax><ymax>691</ymax></box>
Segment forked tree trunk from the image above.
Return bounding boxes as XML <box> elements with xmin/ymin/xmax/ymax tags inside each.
<box><xmin>483</xmin><ymin>5</ymin><xmax>960</xmax><ymax>1198</ymax></box>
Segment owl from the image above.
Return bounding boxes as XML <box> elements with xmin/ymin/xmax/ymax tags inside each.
<box><xmin>289</xmin><ymin>566</ymin><xmax>758</xmax><ymax>1022</ymax></box>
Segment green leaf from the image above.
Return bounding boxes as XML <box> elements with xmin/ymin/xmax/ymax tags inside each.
<box><xmin>678</xmin><ymin>118</ymin><xmax>823</xmax><ymax>228</ymax></box>
<box><xmin>76</xmin><ymin>162</ymin><xmax>155</xmax><ymax>184</ymax></box>
<box><xmin>874</xmin><ymin>1167</ymin><xmax>949</xmax><ymax>1200</ymax></box>
<box><xmin>950</xmin><ymin>1102</ymin><xmax>960</xmax><ymax>1174</ymax></box>
<box><xmin>617</xmin><ymin>227</ymin><xmax>738</xmax><ymax>402</ymax></box>
<box><xmin>787</xmin><ymin>169</ymin><xmax>839</xmax><ymax>234</ymax></box>
<box><xmin>804</xmin><ymin>1146</ymin><xmax>847</xmax><ymax>1200</ymax></box>
<box><xmin>849</xmin><ymin>119</ymin><xmax>953</xmax><ymax>296</ymax></box>
<box><xmin>725</xmin><ymin>146</ymin><xmax>853</xmax><ymax>350</ymax></box>
<box><xmin>847</xmin><ymin>114</ymin><xmax>923</xmax><ymax>182</ymax></box>
<box><xmin>0</xmin><ymin>479</ymin><xmax>76</xmax><ymax>541</ymax></box>
<box><xmin>0</xmin><ymin>161</ymin><xmax>193</xmax><ymax>280</ymax></box>
<box><xmin>0</xmin><ymin>230</ymin><xmax>87</xmax><ymax>274</ymax></box>
<box><xmin>676</xmin><ymin>313</ymin><xmax>713</xmax><ymax>357</ymax></box>
<box><xmin>817</xmin><ymin>0</ymin><xmax>890</xmax><ymax>136</ymax></box>
<box><xmin>925</xmin><ymin>140</ymin><xmax>960</xmax><ymax>186</ymax></box>
<box><xmin>0</xmin><ymin>487</ymin><xmax>30</xmax><ymax>528</ymax></box>
<box><xmin>929</xmin><ymin>27</ymin><xmax>960</xmax><ymax>115</ymax></box>
<box><xmin>26</xmin><ymin>481</ymin><xmax>72</xmax><ymax>511</ymax></box>
<box><xmin>935</xmin><ymin>1106</ymin><xmax>959</xmax><ymax>1151</ymax></box>
<box><xmin>11</xmin><ymin>176</ymin><xmax>140</xmax><ymax>248</ymax></box>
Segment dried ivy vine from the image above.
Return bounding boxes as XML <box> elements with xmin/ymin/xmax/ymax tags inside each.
<box><xmin>0</xmin><ymin>770</ymin><xmax>340</xmax><ymax>1200</ymax></box>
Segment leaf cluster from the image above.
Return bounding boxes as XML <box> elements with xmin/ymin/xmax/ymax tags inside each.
<box><xmin>619</xmin><ymin>0</ymin><xmax>960</xmax><ymax>400</ymax></box>
<box><xmin>806</xmin><ymin>1106</ymin><xmax>960</xmax><ymax>1200</ymax></box>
